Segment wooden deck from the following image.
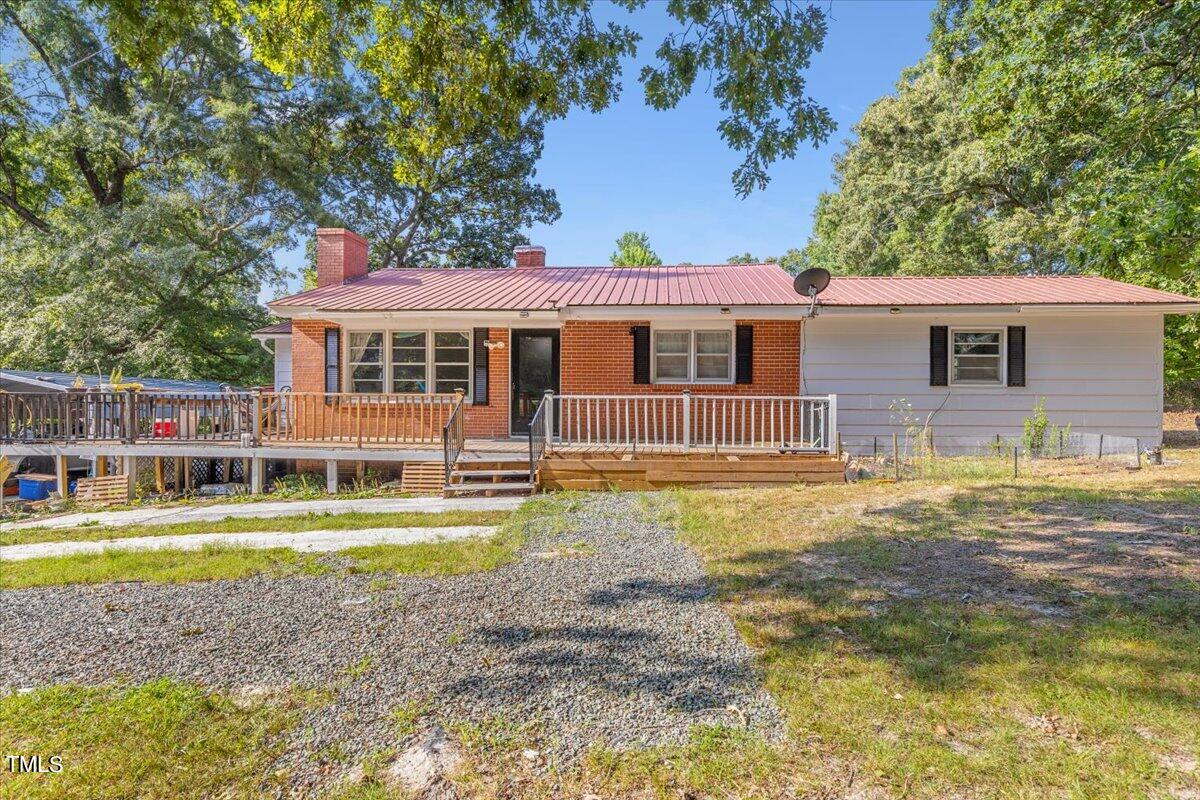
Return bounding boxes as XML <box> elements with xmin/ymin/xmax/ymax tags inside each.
<box><xmin>539</xmin><ymin>452</ymin><xmax>847</xmax><ymax>490</ymax></box>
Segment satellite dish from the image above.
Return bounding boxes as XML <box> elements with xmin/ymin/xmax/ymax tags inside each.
<box><xmin>793</xmin><ymin>267</ymin><xmax>831</xmax><ymax>315</ymax></box>
<box><xmin>793</xmin><ymin>267</ymin><xmax>831</xmax><ymax>298</ymax></box>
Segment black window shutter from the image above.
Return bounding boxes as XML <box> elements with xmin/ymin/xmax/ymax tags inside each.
<box><xmin>930</xmin><ymin>326</ymin><xmax>948</xmax><ymax>386</ymax></box>
<box><xmin>735</xmin><ymin>325</ymin><xmax>753</xmax><ymax>384</ymax></box>
<box><xmin>1007</xmin><ymin>326</ymin><xmax>1026</xmax><ymax>387</ymax></box>
<box><xmin>472</xmin><ymin>328</ymin><xmax>489</xmax><ymax>405</ymax></box>
<box><xmin>324</xmin><ymin>328</ymin><xmax>341</xmax><ymax>395</ymax></box>
<box><xmin>631</xmin><ymin>325</ymin><xmax>651</xmax><ymax>384</ymax></box>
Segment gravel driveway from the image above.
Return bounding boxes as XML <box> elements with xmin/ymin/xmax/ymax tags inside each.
<box><xmin>0</xmin><ymin>493</ymin><xmax>781</xmax><ymax>796</ymax></box>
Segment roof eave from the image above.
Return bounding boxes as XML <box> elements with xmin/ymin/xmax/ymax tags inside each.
<box><xmin>819</xmin><ymin>302</ymin><xmax>1200</xmax><ymax>315</ymax></box>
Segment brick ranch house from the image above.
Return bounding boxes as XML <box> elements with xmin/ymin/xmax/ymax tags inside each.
<box><xmin>258</xmin><ymin>228</ymin><xmax>1198</xmax><ymax>472</ymax></box>
<box><xmin>4</xmin><ymin>226</ymin><xmax>1197</xmax><ymax>499</ymax></box>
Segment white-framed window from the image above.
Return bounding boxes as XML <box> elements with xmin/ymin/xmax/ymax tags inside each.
<box><xmin>345</xmin><ymin>329</ymin><xmax>471</xmax><ymax>397</ymax></box>
<box><xmin>348</xmin><ymin>331</ymin><xmax>385</xmax><ymax>393</ymax></box>
<box><xmin>652</xmin><ymin>328</ymin><xmax>734</xmax><ymax>383</ymax></box>
<box><xmin>951</xmin><ymin>329</ymin><xmax>1004</xmax><ymax>385</ymax></box>
<box><xmin>694</xmin><ymin>329</ymin><xmax>733</xmax><ymax>382</ymax></box>
<box><xmin>390</xmin><ymin>331</ymin><xmax>427</xmax><ymax>393</ymax></box>
<box><xmin>433</xmin><ymin>331</ymin><xmax>471</xmax><ymax>394</ymax></box>
<box><xmin>653</xmin><ymin>330</ymin><xmax>691</xmax><ymax>381</ymax></box>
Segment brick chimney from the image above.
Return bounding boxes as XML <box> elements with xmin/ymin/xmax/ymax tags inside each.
<box><xmin>513</xmin><ymin>244</ymin><xmax>546</xmax><ymax>269</ymax></box>
<box><xmin>316</xmin><ymin>228</ymin><xmax>369</xmax><ymax>288</ymax></box>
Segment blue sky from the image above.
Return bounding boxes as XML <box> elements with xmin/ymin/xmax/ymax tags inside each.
<box><xmin>270</xmin><ymin>0</ymin><xmax>935</xmax><ymax>291</ymax></box>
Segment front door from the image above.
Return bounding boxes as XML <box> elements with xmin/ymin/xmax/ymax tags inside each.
<box><xmin>510</xmin><ymin>329</ymin><xmax>560</xmax><ymax>435</ymax></box>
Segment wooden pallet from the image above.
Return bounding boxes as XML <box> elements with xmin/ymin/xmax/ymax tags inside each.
<box><xmin>73</xmin><ymin>474</ymin><xmax>130</xmax><ymax>505</ymax></box>
<box><xmin>401</xmin><ymin>462</ymin><xmax>445</xmax><ymax>494</ymax></box>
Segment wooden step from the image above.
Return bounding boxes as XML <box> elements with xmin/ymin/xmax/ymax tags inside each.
<box><xmin>451</xmin><ymin>469</ymin><xmax>528</xmax><ymax>479</ymax></box>
<box><xmin>444</xmin><ymin>481</ymin><xmax>535</xmax><ymax>495</ymax></box>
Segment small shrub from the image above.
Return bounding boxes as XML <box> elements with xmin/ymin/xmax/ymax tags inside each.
<box><xmin>1022</xmin><ymin>398</ymin><xmax>1071</xmax><ymax>457</ymax></box>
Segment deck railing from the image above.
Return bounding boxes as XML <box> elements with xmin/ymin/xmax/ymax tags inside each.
<box><xmin>261</xmin><ymin>392</ymin><xmax>459</xmax><ymax>445</ymax></box>
<box><xmin>442</xmin><ymin>394</ymin><xmax>466</xmax><ymax>482</ymax></box>
<box><xmin>0</xmin><ymin>390</ymin><xmax>459</xmax><ymax>447</ymax></box>
<box><xmin>547</xmin><ymin>392</ymin><xmax>837</xmax><ymax>453</ymax></box>
<box><xmin>0</xmin><ymin>390</ymin><xmax>256</xmax><ymax>444</ymax></box>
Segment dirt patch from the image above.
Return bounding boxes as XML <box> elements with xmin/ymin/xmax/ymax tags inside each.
<box><xmin>825</xmin><ymin>489</ymin><xmax>1200</xmax><ymax>619</ymax></box>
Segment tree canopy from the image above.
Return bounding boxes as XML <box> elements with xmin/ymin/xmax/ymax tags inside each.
<box><xmin>204</xmin><ymin>0</ymin><xmax>836</xmax><ymax>198</ymax></box>
<box><xmin>611</xmin><ymin>231</ymin><xmax>662</xmax><ymax>266</ymax></box>
<box><xmin>803</xmin><ymin>0</ymin><xmax>1200</xmax><ymax>401</ymax></box>
<box><xmin>0</xmin><ymin>0</ymin><xmax>560</xmax><ymax>382</ymax></box>
<box><xmin>728</xmin><ymin>249</ymin><xmax>804</xmax><ymax>272</ymax></box>
<box><xmin>1</xmin><ymin>0</ymin><xmax>839</xmax><ymax>383</ymax></box>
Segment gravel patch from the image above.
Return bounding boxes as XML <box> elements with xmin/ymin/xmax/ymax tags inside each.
<box><xmin>0</xmin><ymin>493</ymin><xmax>782</xmax><ymax>796</ymax></box>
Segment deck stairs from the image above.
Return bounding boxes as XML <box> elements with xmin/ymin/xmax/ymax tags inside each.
<box><xmin>443</xmin><ymin>455</ymin><xmax>537</xmax><ymax>497</ymax></box>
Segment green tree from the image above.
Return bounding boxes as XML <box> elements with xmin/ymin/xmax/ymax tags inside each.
<box><xmin>121</xmin><ymin>0</ymin><xmax>836</xmax><ymax>197</ymax></box>
<box><xmin>611</xmin><ymin>232</ymin><xmax>662</xmax><ymax>266</ymax></box>
<box><xmin>317</xmin><ymin>112</ymin><xmax>559</xmax><ymax>271</ymax></box>
<box><xmin>728</xmin><ymin>249</ymin><xmax>805</xmax><ymax>272</ymax></box>
<box><xmin>0</xmin><ymin>0</ymin><xmax>340</xmax><ymax>383</ymax></box>
<box><xmin>805</xmin><ymin>0</ymin><xmax>1200</xmax><ymax>400</ymax></box>
<box><xmin>0</xmin><ymin>0</ymin><xmax>562</xmax><ymax>383</ymax></box>
<box><xmin>800</xmin><ymin>63</ymin><xmax>1074</xmax><ymax>279</ymax></box>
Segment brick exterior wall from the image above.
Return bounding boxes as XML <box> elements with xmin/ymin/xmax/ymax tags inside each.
<box><xmin>464</xmin><ymin>328</ymin><xmax>511</xmax><ymax>437</ymax></box>
<box><xmin>286</xmin><ymin>319</ymin><xmax>799</xmax><ymax>449</ymax></box>
<box><xmin>560</xmin><ymin>319</ymin><xmax>800</xmax><ymax>395</ymax></box>
<box><xmin>290</xmin><ymin>319</ymin><xmax>333</xmax><ymax>395</ymax></box>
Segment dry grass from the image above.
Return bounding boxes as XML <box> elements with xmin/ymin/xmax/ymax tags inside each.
<box><xmin>414</xmin><ymin>452</ymin><xmax>1200</xmax><ymax>799</ymax></box>
<box><xmin>1164</xmin><ymin>409</ymin><xmax>1200</xmax><ymax>447</ymax></box>
<box><xmin>652</xmin><ymin>451</ymin><xmax>1200</xmax><ymax>799</ymax></box>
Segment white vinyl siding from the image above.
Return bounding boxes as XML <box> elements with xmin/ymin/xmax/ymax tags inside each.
<box><xmin>273</xmin><ymin>337</ymin><xmax>292</xmax><ymax>391</ymax></box>
<box><xmin>802</xmin><ymin>313</ymin><xmax>1165</xmax><ymax>454</ymax></box>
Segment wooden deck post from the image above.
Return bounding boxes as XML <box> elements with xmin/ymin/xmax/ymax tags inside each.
<box><xmin>95</xmin><ymin>454</ymin><xmax>108</xmax><ymax>477</ymax></box>
<box><xmin>173</xmin><ymin>457</ymin><xmax>184</xmax><ymax>492</ymax></box>
<box><xmin>326</xmin><ymin>460</ymin><xmax>338</xmax><ymax>494</ymax></box>
<box><xmin>55</xmin><ymin>455</ymin><xmax>70</xmax><ymax>498</ymax></box>
<box><xmin>250</xmin><ymin>458</ymin><xmax>265</xmax><ymax>494</ymax></box>
<box><xmin>893</xmin><ymin>432</ymin><xmax>900</xmax><ymax>481</ymax></box>
<box><xmin>123</xmin><ymin>455</ymin><xmax>137</xmax><ymax>501</ymax></box>
<box><xmin>681</xmin><ymin>390</ymin><xmax>691</xmax><ymax>453</ymax></box>
<box><xmin>154</xmin><ymin>457</ymin><xmax>166</xmax><ymax>494</ymax></box>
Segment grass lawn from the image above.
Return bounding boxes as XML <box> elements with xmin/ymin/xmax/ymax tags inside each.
<box><xmin>0</xmin><ymin>503</ymin><xmax>543</xmax><ymax>589</ymax></box>
<box><xmin>0</xmin><ymin>680</ymin><xmax>298</xmax><ymax>800</ymax></box>
<box><xmin>430</xmin><ymin>453</ymin><xmax>1200</xmax><ymax>799</ymax></box>
<box><xmin>4</xmin><ymin>463</ymin><xmax>1198</xmax><ymax>798</ymax></box>
<box><xmin>1</xmin><ymin>509</ymin><xmax>512</xmax><ymax>546</ymax></box>
<box><xmin>636</xmin><ymin>451</ymin><xmax>1200</xmax><ymax>799</ymax></box>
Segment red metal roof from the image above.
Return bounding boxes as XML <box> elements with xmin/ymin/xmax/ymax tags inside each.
<box><xmin>817</xmin><ymin>275</ymin><xmax>1197</xmax><ymax>307</ymax></box>
<box><xmin>253</xmin><ymin>320</ymin><xmax>292</xmax><ymax>335</ymax></box>
<box><xmin>268</xmin><ymin>266</ymin><xmax>1198</xmax><ymax>312</ymax></box>
<box><xmin>270</xmin><ymin>264</ymin><xmax>802</xmax><ymax>311</ymax></box>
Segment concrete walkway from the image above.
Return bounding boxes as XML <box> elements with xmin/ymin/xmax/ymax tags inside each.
<box><xmin>0</xmin><ymin>496</ymin><xmax>526</xmax><ymax>532</ymax></box>
<box><xmin>0</xmin><ymin>526</ymin><xmax>500</xmax><ymax>561</ymax></box>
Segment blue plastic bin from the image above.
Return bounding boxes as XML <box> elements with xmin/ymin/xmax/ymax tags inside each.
<box><xmin>17</xmin><ymin>476</ymin><xmax>54</xmax><ymax>501</ymax></box>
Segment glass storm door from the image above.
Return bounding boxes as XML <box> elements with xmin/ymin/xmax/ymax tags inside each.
<box><xmin>510</xmin><ymin>329</ymin><xmax>559</xmax><ymax>435</ymax></box>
